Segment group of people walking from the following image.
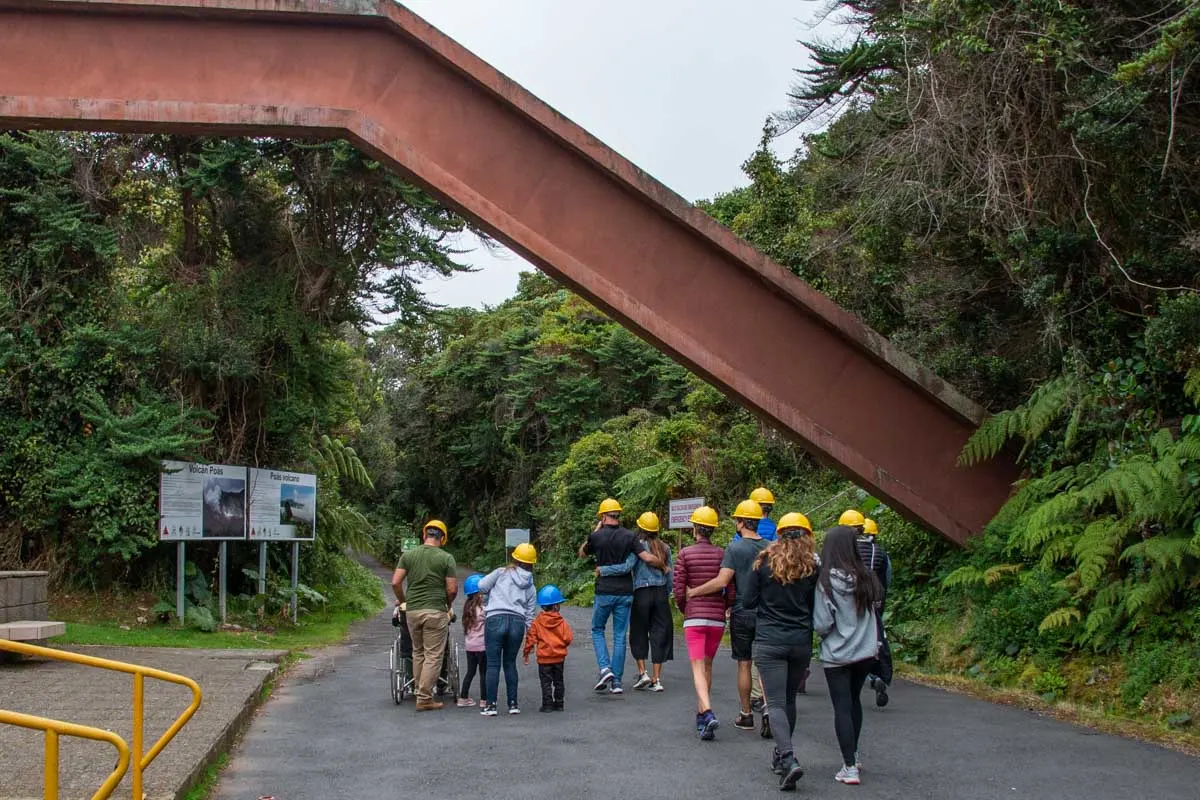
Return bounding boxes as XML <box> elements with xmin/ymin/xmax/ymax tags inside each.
<box><xmin>391</xmin><ymin>489</ymin><xmax>894</xmax><ymax>791</ymax></box>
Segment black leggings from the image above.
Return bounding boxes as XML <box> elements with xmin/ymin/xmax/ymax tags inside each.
<box><xmin>825</xmin><ymin>659</ymin><xmax>872</xmax><ymax>766</ymax></box>
<box><xmin>630</xmin><ymin>585</ymin><xmax>674</xmax><ymax>663</ymax></box>
<box><xmin>460</xmin><ymin>650</ymin><xmax>487</xmax><ymax>700</ymax></box>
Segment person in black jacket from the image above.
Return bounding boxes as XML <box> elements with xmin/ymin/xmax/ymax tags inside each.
<box><xmin>857</xmin><ymin>517</ymin><xmax>892</xmax><ymax>707</ymax></box>
<box><xmin>743</xmin><ymin>512</ymin><xmax>820</xmax><ymax>791</ymax></box>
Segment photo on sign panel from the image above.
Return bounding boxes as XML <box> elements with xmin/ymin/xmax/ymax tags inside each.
<box><xmin>280</xmin><ymin>483</ymin><xmax>316</xmax><ymax>537</ymax></box>
<box><xmin>203</xmin><ymin>476</ymin><xmax>246</xmax><ymax>538</ymax></box>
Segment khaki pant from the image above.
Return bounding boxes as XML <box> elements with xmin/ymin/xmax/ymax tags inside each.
<box><xmin>408</xmin><ymin>608</ymin><xmax>449</xmax><ymax>704</ymax></box>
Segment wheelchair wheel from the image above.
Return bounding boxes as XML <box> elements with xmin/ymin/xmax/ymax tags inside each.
<box><xmin>391</xmin><ymin>638</ymin><xmax>407</xmax><ymax>704</ymax></box>
<box><xmin>446</xmin><ymin>641</ymin><xmax>462</xmax><ymax>699</ymax></box>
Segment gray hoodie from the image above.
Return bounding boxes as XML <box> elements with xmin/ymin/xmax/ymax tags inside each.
<box><xmin>479</xmin><ymin>566</ymin><xmax>537</xmax><ymax>628</ymax></box>
<box><xmin>813</xmin><ymin>569</ymin><xmax>879</xmax><ymax>666</ymax></box>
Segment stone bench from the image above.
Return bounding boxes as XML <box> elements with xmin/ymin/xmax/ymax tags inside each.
<box><xmin>0</xmin><ymin>571</ymin><xmax>64</xmax><ymax>642</ymax></box>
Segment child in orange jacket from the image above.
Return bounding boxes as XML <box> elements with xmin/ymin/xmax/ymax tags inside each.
<box><xmin>524</xmin><ymin>584</ymin><xmax>574</xmax><ymax>712</ymax></box>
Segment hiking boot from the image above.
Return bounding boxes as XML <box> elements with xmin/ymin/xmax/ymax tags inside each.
<box><xmin>508</xmin><ymin>703</ymin><xmax>521</xmax><ymax>715</ymax></box>
<box><xmin>594</xmin><ymin>668</ymin><xmax>615</xmax><ymax>692</ymax></box>
<box><xmin>480</xmin><ymin>704</ymin><xmax>498</xmax><ymax>717</ymax></box>
<box><xmin>633</xmin><ymin>672</ymin><xmax>653</xmax><ymax>690</ymax></box>
<box><xmin>834</xmin><ymin>766</ymin><xmax>860</xmax><ymax>785</ymax></box>
<box><xmin>760</xmin><ymin>712</ymin><xmax>773</xmax><ymax>740</ymax></box>
<box><xmin>415</xmin><ymin>701</ymin><xmax>443</xmax><ymax>711</ymax></box>
<box><xmin>734</xmin><ymin>711</ymin><xmax>755</xmax><ymax>730</ymax></box>
<box><xmin>609</xmin><ymin>680</ymin><xmax>624</xmax><ymax>694</ymax></box>
<box><xmin>779</xmin><ymin>755</ymin><xmax>804</xmax><ymax>791</ymax></box>
<box><xmin>750</xmin><ymin>697</ymin><xmax>765</xmax><ymax>714</ymax></box>
<box><xmin>699</xmin><ymin>710</ymin><xmax>719</xmax><ymax>741</ymax></box>
<box><xmin>875</xmin><ymin>681</ymin><xmax>889</xmax><ymax>708</ymax></box>
<box><xmin>648</xmin><ymin>680</ymin><xmax>665</xmax><ymax>692</ymax></box>
<box><xmin>456</xmin><ymin>697</ymin><xmax>476</xmax><ymax>708</ymax></box>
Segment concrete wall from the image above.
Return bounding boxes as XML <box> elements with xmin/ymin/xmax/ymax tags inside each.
<box><xmin>0</xmin><ymin>571</ymin><xmax>50</xmax><ymax>623</ymax></box>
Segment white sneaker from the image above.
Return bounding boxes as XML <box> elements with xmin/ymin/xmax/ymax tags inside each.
<box><xmin>609</xmin><ymin>682</ymin><xmax>624</xmax><ymax>695</ymax></box>
<box><xmin>480</xmin><ymin>704</ymin><xmax>498</xmax><ymax>717</ymax></box>
<box><xmin>835</xmin><ymin>766</ymin><xmax>860</xmax><ymax>785</ymax></box>
<box><xmin>633</xmin><ymin>672</ymin><xmax>652</xmax><ymax>690</ymax></box>
<box><xmin>594</xmin><ymin>668</ymin><xmax>615</xmax><ymax>692</ymax></box>
<box><xmin>648</xmin><ymin>680</ymin><xmax>664</xmax><ymax>692</ymax></box>
<box><xmin>508</xmin><ymin>704</ymin><xmax>521</xmax><ymax>715</ymax></box>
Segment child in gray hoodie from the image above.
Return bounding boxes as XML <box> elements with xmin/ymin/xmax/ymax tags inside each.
<box><xmin>814</xmin><ymin>526</ymin><xmax>882</xmax><ymax>787</ymax></box>
<box><xmin>479</xmin><ymin>553</ymin><xmax>538</xmax><ymax>716</ymax></box>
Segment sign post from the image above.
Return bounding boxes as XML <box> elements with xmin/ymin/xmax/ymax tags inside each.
<box><xmin>668</xmin><ymin>497</ymin><xmax>705</xmax><ymax>551</ymax></box>
<box><xmin>290</xmin><ymin>540</ymin><xmax>300</xmax><ymax>624</ymax></box>
<box><xmin>218</xmin><ymin>541</ymin><xmax>228</xmax><ymax>624</ymax></box>
<box><xmin>176</xmin><ymin>542</ymin><xmax>185</xmax><ymax>624</ymax></box>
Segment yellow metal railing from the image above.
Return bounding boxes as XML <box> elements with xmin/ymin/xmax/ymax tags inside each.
<box><xmin>0</xmin><ymin>639</ymin><xmax>203</xmax><ymax>800</ymax></box>
<box><xmin>0</xmin><ymin>709</ymin><xmax>131</xmax><ymax>800</ymax></box>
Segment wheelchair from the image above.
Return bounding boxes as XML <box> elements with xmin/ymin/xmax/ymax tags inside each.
<box><xmin>389</xmin><ymin>607</ymin><xmax>461</xmax><ymax>704</ymax></box>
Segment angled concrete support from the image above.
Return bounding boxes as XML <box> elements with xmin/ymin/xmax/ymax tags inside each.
<box><xmin>0</xmin><ymin>0</ymin><xmax>1017</xmax><ymax>542</ymax></box>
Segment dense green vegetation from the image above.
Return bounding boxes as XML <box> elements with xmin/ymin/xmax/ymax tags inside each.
<box><xmin>0</xmin><ymin>133</ymin><xmax>472</xmax><ymax>624</ymax></box>
<box><xmin>2</xmin><ymin>0</ymin><xmax>1200</xmax><ymax>732</ymax></box>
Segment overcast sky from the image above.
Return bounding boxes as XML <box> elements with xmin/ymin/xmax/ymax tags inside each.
<box><xmin>402</xmin><ymin>0</ymin><xmax>841</xmax><ymax>308</ymax></box>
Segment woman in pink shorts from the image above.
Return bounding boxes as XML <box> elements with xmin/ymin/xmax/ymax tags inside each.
<box><xmin>673</xmin><ymin>506</ymin><xmax>731</xmax><ymax>741</ymax></box>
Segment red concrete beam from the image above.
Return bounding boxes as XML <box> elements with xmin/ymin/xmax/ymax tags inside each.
<box><xmin>0</xmin><ymin>0</ymin><xmax>1017</xmax><ymax>542</ymax></box>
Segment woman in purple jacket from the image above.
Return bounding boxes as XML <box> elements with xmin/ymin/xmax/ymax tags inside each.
<box><xmin>673</xmin><ymin>506</ymin><xmax>731</xmax><ymax>741</ymax></box>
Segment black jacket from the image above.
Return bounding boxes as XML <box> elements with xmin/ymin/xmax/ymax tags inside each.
<box><xmin>743</xmin><ymin>560</ymin><xmax>818</xmax><ymax>649</ymax></box>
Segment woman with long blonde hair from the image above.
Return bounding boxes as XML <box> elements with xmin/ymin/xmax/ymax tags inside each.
<box><xmin>742</xmin><ymin>512</ymin><xmax>819</xmax><ymax>791</ymax></box>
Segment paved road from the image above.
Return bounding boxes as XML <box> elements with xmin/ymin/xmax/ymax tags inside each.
<box><xmin>215</xmin><ymin>574</ymin><xmax>1200</xmax><ymax>799</ymax></box>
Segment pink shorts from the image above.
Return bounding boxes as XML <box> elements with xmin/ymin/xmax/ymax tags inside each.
<box><xmin>685</xmin><ymin>625</ymin><xmax>723</xmax><ymax>660</ymax></box>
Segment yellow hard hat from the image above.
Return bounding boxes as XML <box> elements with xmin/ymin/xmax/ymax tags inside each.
<box><xmin>750</xmin><ymin>487</ymin><xmax>776</xmax><ymax>505</ymax></box>
<box><xmin>863</xmin><ymin>518</ymin><xmax>878</xmax><ymax>535</ymax></box>
<box><xmin>424</xmin><ymin>519</ymin><xmax>449</xmax><ymax>540</ymax></box>
<box><xmin>597</xmin><ymin>498</ymin><xmax>623</xmax><ymax>517</ymax></box>
<box><xmin>512</xmin><ymin>542</ymin><xmax>538</xmax><ymax>564</ymax></box>
<box><xmin>636</xmin><ymin>512</ymin><xmax>661</xmax><ymax>533</ymax></box>
<box><xmin>838</xmin><ymin>509</ymin><xmax>865</xmax><ymax>527</ymax></box>
<box><xmin>689</xmin><ymin>506</ymin><xmax>719</xmax><ymax>528</ymax></box>
<box><xmin>777</xmin><ymin>512</ymin><xmax>812</xmax><ymax>534</ymax></box>
<box><xmin>732</xmin><ymin>499</ymin><xmax>765</xmax><ymax>520</ymax></box>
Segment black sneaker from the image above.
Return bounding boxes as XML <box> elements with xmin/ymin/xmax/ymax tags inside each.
<box><xmin>594</xmin><ymin>668</ymin><xmax>614</xmax><ymax>692</ymax></box>
<box><xmin>734</xmin><ymin>712</ymin><xmax>755</xmax><ymax>730</ymax></box>
<box><xmin>750</xmin><ymin>697</ymin><xmax>765</xmax><ymax>714</ymax></box>
<box><xmin>480</xmin><ymin>704</ymin><xmax>498</xmax><ymax>717</ymax></box>
<box><xmin>553</xmin><ymin>703</ymin><xmax>564</xmax><ymax>712</ymax></box>
<box><xmin>760</xmin><ymin>712</ymin><xmax>773</xmax><ymax>740</ymax></box>
<box><xmin>771</xmin><ymin>748</ymin><xmax>786</xmax><ymax>776</ymax></box>
<box><xmin>779</xmin><ymin>754</ymin><xmax>804</xmax><ymax>791</ymax></box>
<box><xmin>539</xmin><ymin>705</ymin><xmax>553</xmax><ymax>713</ymax></box>
<box><xmin>699</xmin><ymin>710</ymin><xmax>719</xmax><ymax>741</ymax></box>
<box><xmin>875</xmin><ymin>681</ymin><xmax>889</xmax><ymax>707</ymax></box>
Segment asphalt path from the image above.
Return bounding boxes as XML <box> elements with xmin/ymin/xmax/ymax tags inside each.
<box><xmin>215</xmin><ymin>574</ymin><xmax>1200</xmax><ymax>799</ymax></box>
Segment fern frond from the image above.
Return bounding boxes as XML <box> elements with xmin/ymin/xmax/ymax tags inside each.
<box><xmin>983</xmin><ymin>563</ymin><xmax>1024</xmax><ymax>586</ymax></box>
<box><xmin>1120</xmin><ymin>534</ymin><xmax>1190</xmax><ymax>570</ymax></box>
<box><xmin>1038</xmin><ymin>606</ymin><xmax>1081</xmax><ymax>633</ymax></box>
<box><xmin>1185</xmin><ymin>368</ymin><xmax>1200</xmax><ymax>405</ymax></box>
<box><xmin>1177</xmin><ymin>433</ymin><xmax>1200</xmax><ymax>462</ymax></box>
<box><xmin>941</xmin><ymin>566</ymin><xmax>985</xmax><ymax>589</ymax></box>
<box><xmin>960</xmin><ymin>409</ymin><xmax>1022</xmax><ymax>466</ymax></box>
<box><xmin>1073</xmin><ymin>517</ymin><xmax>1134</xmax><ymax>590</ymax></box>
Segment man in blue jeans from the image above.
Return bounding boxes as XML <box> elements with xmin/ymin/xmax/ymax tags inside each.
<box><xmin>579</xmin><ymin>498</ymin><xmax>665</xmax><ymax>694</ymax></box>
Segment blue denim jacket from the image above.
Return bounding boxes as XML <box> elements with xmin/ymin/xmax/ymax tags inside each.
<box><xmin>599</xmin><ymin>548</ymin><xmax>673</xmax><ymax>589</ymax></box>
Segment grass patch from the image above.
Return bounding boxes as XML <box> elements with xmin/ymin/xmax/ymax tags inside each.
<box><xmin>181</xmin><ymin>753</ymin><xmax>228</xmax><ymax>800</ymax></box>
<box><xmin>52</xmin><ymin>590</ymin><xmax>379</xmax><ymax>650</ymax></box>
<box><xmin>897</xmin><ymin>663</ymin><xmax>1200</xmax><ymax>756</ymax></box>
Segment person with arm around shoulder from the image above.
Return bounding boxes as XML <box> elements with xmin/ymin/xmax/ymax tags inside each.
<box><xmin>478</xmin><ymin>542</ymin><xmax>538</xmax><ymax>716</ymax></box>
<box><xmin>813</xmin><ymin>525</ymin><xmax>883</xmax><ymax>786</ymax></box>
<box><xmin>391</xmin><ymin>519</ymin><xmax>458</xmax><ymax>711</ymax></box>
<box><xmin>673</xmin><ymin>506</ymin><xmax>728</xmax><ymax>741</ymax></box>
<box><xmin>744</xmin><ymin>512</ymin><xmax>818</xmax><ymax>790</ymax></box>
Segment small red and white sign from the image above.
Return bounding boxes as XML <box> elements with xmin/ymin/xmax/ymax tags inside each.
<box><xmin>667</xmin><ymin>497</ymin><xmax>705</xmax><ymax>529</ymax></box>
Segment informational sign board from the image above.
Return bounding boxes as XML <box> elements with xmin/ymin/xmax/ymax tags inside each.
<box><xmin>247</xmin><ymin>468</ymin><xmax>317</xmax><ymax>541</ymax></box>
<box><xmin>400</xmin><ymin>537</ymin><xmax>420</xmax><ymax>553</ymax></box>
<box><xmin>667</xmin><ymin>497</ymin><xmax>705</xmax><ymax>529</ymax></box>
<box><xmin>505</xmin><ymin>528</ymin><xmax>531</xmax><ymax>547</ymax></box>
<box><xmin>159</xmin><ymin>460</ymin><xmax>248</xmax><ymax>541</ymax></box>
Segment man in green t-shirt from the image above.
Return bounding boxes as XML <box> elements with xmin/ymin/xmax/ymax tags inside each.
<box><xmin>392</xmin><ymin>519</ymin><xmax>458</xmax><ymax>710</ymax></box>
